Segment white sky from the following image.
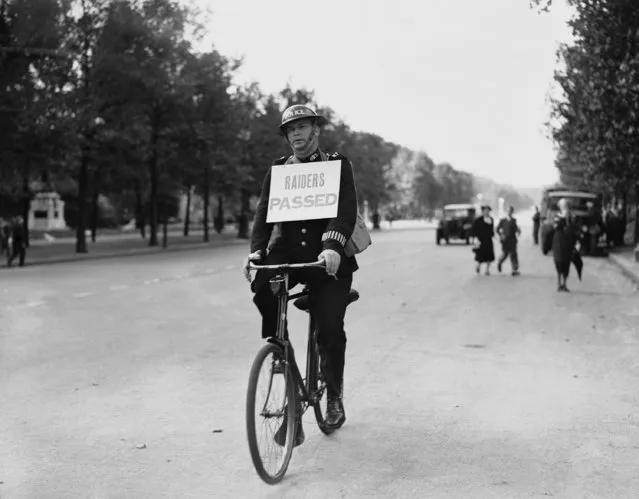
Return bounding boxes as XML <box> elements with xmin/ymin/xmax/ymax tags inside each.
<box><xmin>190</xmin><ymin>0</ymin><xmax>575</xmax><ymax>188</ymax></box>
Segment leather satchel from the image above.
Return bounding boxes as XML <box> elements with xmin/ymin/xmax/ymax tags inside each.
<box><xmin>344</xmin><ymin>211</ymin><xmax>372</xmax><ymax>258</ymax></box>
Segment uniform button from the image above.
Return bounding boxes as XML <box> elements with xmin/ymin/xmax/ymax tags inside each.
<box><xmin>301</xmin><ymin>241</ymin><xmax>307</xmax><ymax>247</ymax></box>
<box><xmin>301</xmin><ymin>228</ymin><xmax>307</xmax><ymax>234</ymax></box>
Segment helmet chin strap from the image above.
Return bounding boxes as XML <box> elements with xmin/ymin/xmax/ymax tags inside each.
<box><xmin>290</xmin><ymin>129</ymin><xmax>319</xmax><ymax>159</ymax></box>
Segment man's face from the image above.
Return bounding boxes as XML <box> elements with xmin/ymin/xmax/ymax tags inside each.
<box><xmin>285</xmin><ymin>118</ymin><xmax>315</xmax><ymax>147</ymax></box>
<box><xmin>508</xmin><ymin>207</ymin><xmax>514</xmax><ymax>216</ymax></box>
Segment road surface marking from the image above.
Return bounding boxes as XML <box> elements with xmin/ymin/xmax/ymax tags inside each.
<box><xmin>110</xmin><ymin>284</ymin><xmax>129</xmax><ymax>291</ymax></box>
<box><xmin>73</xmin><ymin>292</ymin><xmax>93</xmax><ymax>298</ymax></box>
<box><xmin>144</xmin><ymin>278</ymin><xmax>160</xmax><ymax>284</ymax></box>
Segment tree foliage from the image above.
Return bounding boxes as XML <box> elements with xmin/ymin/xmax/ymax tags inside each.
<box><xmin>532</xmin><ymin>0</ymin><xmax>639</xmax><ymax>196</ymax></box>
<box><xmin>0</xmin><ymin>0</ymin><xmax>534</xmax><ymax>253</ymax></box>
<box><xmin>530</xmin><ymin>0</ymin><xmax>639</xmax><ymax>242</ymax></box>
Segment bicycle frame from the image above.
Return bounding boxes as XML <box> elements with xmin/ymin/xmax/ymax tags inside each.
<box><xmin>249</xmin><ymin>261</ymin><xmax>325</xmax><ymax>411</ymax></box>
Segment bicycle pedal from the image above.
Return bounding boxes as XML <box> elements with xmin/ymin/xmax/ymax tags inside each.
<box><xmin>271</xmin><ymin>359</ymin><xmax>287</xmax><ymax>374</ymax></box>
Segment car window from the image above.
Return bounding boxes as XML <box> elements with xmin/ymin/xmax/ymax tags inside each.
<box><xmin>444</xmin><ymin>209</ymin><xmax>471</xmax><ymax>218</ymax></box>
<box><xmin>547</xmin><ymin>196</ymin><xmax>598</xmax><ymax>211</ymax></box>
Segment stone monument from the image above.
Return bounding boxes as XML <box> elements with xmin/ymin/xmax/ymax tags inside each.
<box><xmin>29</xmin><ymin>192</ymin><xmax>67</xmax><ymax>231</ymax></box>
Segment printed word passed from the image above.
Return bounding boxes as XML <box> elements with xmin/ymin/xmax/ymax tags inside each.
<box><xmin>267</xmin><ymin>160</ymin><xmax>341</xmax><ymax>223</ymax></box>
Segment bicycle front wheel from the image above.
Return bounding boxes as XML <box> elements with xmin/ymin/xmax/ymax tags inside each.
<box><xmin>246</xmin><ymin>342</ymin><xmax>297</xmax><ymax>484</ymax></box>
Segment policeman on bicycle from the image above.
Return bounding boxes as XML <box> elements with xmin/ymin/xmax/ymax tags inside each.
<box><xmin>243</xmin><ymin>104</ymin><xmax>359</xmax><ymax>444</ymax></box>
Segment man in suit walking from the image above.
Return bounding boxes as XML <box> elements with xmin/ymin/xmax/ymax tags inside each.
<box><xmin>496</xmin><ymin>206</ymin><xmax>521</xmax><ymax>276</ymax></box>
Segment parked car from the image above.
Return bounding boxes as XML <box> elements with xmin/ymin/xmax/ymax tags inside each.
<box><xmin>436</xmin><ymin>203</ymin><xmax>476</xmax><ymax>245</ymax></box>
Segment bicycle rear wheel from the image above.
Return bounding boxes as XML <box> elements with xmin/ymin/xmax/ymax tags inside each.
<box><xmin>246</xmin><ymin>342</ymin><xmax>297</xmax><ymax>484</ymax></box>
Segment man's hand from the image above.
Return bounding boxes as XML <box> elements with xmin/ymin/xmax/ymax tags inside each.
<box><xmin>242</xmin><ymin>250</ymin><xmax>263</xmax><ymax>282</ymax></box>
<box><xmin>318</xmin><ymin>249</ymin><xmax>340</xmax><ymax>276</ymax></box>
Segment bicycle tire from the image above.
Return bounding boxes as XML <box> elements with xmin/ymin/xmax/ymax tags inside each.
<box><xmin>246</xmin><ymin>342</ymin><xmax>297</xmax><ymax>484</ymax></box>
<box><xmin>309</xmin><ymin>339</ymin><xmax>333</xmax><ymax>435</ymax></box>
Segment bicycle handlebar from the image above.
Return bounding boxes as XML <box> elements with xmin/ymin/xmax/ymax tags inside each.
<box><xmin>247</xmin><ymin>260</ymin><xmax>326</xmax><ymax>271</ymax></box>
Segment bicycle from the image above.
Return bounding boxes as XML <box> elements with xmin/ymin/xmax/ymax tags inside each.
<box><xmin>245</xmin><ymin>260</ymin><xmax>359</xmax><ymax>484</ymax></box>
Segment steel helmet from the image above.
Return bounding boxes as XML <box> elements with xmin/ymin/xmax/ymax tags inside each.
<box><xmin>278</xmin><ymin>104</ymin><xmax>326</xmax><ymax>134</ymax></box>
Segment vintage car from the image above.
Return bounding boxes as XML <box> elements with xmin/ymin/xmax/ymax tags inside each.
<box><xmin>539</xmin><ymin>186</ymin><xmax>604</xmax><ymax>256</ymax></box>
<box><xmin>436</xmin><ymin>203</ymin><xmax>476</xmax><ymax>245</ymax></box>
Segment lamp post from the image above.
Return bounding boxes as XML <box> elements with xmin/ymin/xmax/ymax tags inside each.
<box><xmin>498</xmin><ymin>197</ymin><xmax>505</xmax><ymax>220</ymax></box>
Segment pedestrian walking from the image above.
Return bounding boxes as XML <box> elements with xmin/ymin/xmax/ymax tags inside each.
<box><xmin>472</xmin><ymin>205</ymin><xmax>495</xmax><ymax>275</ymax></box>
<box><xmin>496</xmin><ymin>206</ymin><xmax>521</xmax><ymax>276</ymax></box>
<box><xmin>7</xmin><ymin>215</ymin><xmax>27</xmax><ymax>267</ymax></box>
<box><xmin>532</xmin><ymin>206</ymin><xmax>541</xmax><ymax>245</ymax></box>
<box><xmin>549</xmin><ymin>198</ymin><xmax>581</xmax><ymax>292</ymax></box>
<box><xmin>1</xmin><ymin>219</ymin><xmax>11</xmax><ymax>265</ymax></box>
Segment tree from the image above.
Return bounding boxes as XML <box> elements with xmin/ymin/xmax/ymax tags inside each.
<box><xmin>411</xmin><ymin>153</ymin><xmax>441</xmax><ymax>217</ymax></box>
<box><xmin>533</xmin><ymin>0</ymin><xmax>639</xmax><ymax>242</ymax></box>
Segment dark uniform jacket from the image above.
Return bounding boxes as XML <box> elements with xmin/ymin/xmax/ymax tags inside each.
<box><xmin>250</xmin><ymin>148</ymin><xmax>359</xmax><ymax>276</ymax></box>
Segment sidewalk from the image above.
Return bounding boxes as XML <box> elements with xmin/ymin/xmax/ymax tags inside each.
<box><xmin>608</xmin><ymin>246</ymin><xmax>639</xmax><ymax>286</ymax></box>
<box><xmin>5</xmin><ymin>228</ymin><xmax>247</xmax><ymax>268</ymax></box>
<box><xmin>5</xmin><ymin>219</ymin><xmax>437</xmax><ymax>269</ymax></box>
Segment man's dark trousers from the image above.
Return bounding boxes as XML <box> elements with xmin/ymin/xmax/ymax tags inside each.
<box><xmin>8</xmin><ymin>241</ymin><xmax>25</xmax><ymax>267</ymax></box>
<box><xmin>251</xmin><ymin>247</ymin><xmax>351</xmax><ymax>398</ymax></box>
<box><xmin>498</xmin><ymin>240</ymin><xmax>519</xmax><ymax>272</ymax></box>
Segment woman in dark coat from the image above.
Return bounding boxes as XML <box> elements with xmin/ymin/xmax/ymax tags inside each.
<box><xmin>551</xmin><ymin>198</ymin><xmax>581</xmax><ymax>292</ymax></box>
<box><xmin>472</xmin><ymin>205</ymin><xmax>495</xmax><ymax>275</ymax></box>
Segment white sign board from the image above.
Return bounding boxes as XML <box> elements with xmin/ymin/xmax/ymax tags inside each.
<box><xmin>266</xmin><ymin>160</ymin><xmax>341</xmax><ymax>223</ymax></box>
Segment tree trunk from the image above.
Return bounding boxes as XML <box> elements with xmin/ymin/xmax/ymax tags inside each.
<box><xmin>622</xmin><ymin>189</ymin><xmax>628</xmax><ymax>229</ymax></box>
<box><xmin>237</xmin><ymin>188</ymin><xmax>250</xmax><ymax>239</ymax></box>
<box><xmin>148</xmin><ymin>121</ymin><xmax>159</xmax><ymax>247</ymax></box>
<box><xmin>134</xmin><ymin>178</ymin><xmax>145</xmax><ymax>239</ymax></box>
<box><xmin>203</xmin><ymin>166</ymin><xmax>210</xmax><ymax>242</ymax></box>
<box><xmin>634</xmin><ymin>184</ymin><xmax>639</xmax><ymax>246</ymax></box>
<box><xmin>90</xmin><ymin>167</ymin><xmax>101</xmax><ymax>243</ymax></box>
<box><xmin>77</xmin><ymin>23</ymin><xmax>92</xmax><ymax>254</ymax></box>
<box><xmin>183</xmin><ymin>185</ymin><xmax>191</xmax><ymax>236</ymax></box>
<box><xmin>75</xmin><ymin>143</ymin><xmax>89</xmax><ymax>253</ymax></box>
<box><xmin>21</xmin><ymin>171</ymin><xmax>30</xmax><ymax>248</ymax></box>
<box><xmin>621</xmin><ymin>188</ymin><xmax>629</xmax><ymax>246</ymax></box>
<box><xmin>162</xmin><ymin>215</ymin><xmax>168</xmax><ymax>248</ymax></box>
<box><xmin>214</xmin><ymin>195</ymin><xmax>224</xmax><ymax>233</ymax></box>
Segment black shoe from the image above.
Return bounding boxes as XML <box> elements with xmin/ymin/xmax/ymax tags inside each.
<box><xmin>274</xmin><ymin>413</ymin><xmax>305</xmax><ymax>447</ymax></box>
<box><xmin>325</xmin><ymin>395</ymin><xmax>346</xmax><ymax>430</ymax></box>
<box><xmin>512</xmin><ymin>270</ymin><xmax>520</xmax><ymax>276</ymax></box>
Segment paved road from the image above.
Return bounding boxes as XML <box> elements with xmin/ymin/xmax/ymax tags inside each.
<box><xmin>1</xmin><ymin>221</ymin><xmax>638</xmax><ymax>498</ymax></box>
